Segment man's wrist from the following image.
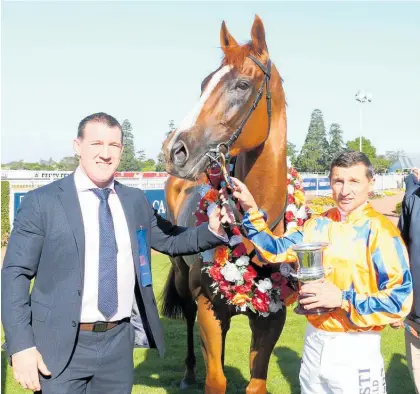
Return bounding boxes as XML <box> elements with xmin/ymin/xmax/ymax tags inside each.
<box><xmin>12</xmin><ymin>346</ymin><xmax>36</xmax><ymax>357</ymax></box>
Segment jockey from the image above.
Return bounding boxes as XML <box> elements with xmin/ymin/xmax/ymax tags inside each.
<box><xmin>220</xmin><ymin>151</ymin><xmax>413</xmax><ymax>394</ymax></box>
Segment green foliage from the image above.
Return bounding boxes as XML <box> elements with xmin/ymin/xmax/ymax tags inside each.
<box><xmin>395</xmin><ymin>202</ymin><xmax>402</xmax><ymax>216</ymax></box>
<box><xmin>296</xmin><ymin>109</ymin><xmax>330</xmax><ymax>172</ymax></box>
<box><xmin>371</xmin><ymin>156</ymin><xmax>391</xmax><ymax>174</ymax></box>
<box><xmin>346</xmin><ymin>137</ymin><xmax>377</xmax><ymax>160</ymax></box>
<box><xmin>286</xmin><ymin>141</ymin><xmax>298</xmax><ymax>166</ymax></box>
<box><xmin>119</xmin><ymin>119</ymin><xmax>138</xmax><ymax>171</ymax></box>
<box><xmin>328</xmin><ymin>123</ymin><xmax>345</xmax><ymax>161</ymax></box>
<box><xmin>1</xmin><ymin>181</ymin><xmax>10</xmax><ymax>246</ymax></box>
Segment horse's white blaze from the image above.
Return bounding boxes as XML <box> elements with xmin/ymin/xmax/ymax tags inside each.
<box><xmin>170</xmin><ymin>65</ymin><xmax>232</xmax><ymax>146</ymax></box>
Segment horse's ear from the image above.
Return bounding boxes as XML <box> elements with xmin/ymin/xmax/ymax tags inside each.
<box><xmin>251</xmin><ymin>15</ymin><xmax>268</xmax><ymax>54</ymax></box>
<box><xmin>220</xmin><ymin>21</ymin><xmax>238</xmax><ymax>54</ymax></box>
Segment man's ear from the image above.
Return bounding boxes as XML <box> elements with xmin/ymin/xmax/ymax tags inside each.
<box><xmin>73</xmin><ymin>138</ymin><xmax>82</xmax><ymax>156</ymax></box>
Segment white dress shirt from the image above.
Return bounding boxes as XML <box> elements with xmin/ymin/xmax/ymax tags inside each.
<box><xmin>74</xmin><ymin>167</ymin><xmax>135</xmax><ymax>323</ymax></box>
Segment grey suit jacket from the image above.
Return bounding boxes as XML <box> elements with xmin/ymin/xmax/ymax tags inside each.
<box><xmin>1</xmin><ymin>173</ymin><xmax>225</xmax><ymax>378</ymax></box>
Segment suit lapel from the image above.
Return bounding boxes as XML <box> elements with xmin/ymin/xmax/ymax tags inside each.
<box><xmin>114</xmin><ymin>182</ymin><xmax>141</xmax><ymax>280</ymax></box>
<box><xmin>57</xmin><ymin>173</ymin><xmax>85</xmax><ymax>284</ymax></box>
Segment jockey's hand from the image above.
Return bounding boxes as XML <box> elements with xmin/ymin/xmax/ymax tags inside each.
<box><xmin>225</xmin><ymin>177</ymin><xmax>259</xmax><ymax>214</ymax></box>
<box><xmin>390</xmin><ymin>321</ymin><xmax>404</xmax><ymax>330</ymax></box>
<box><xmin>299</xmin><ymin>280</ymin><xmax>342</xmax><ymax>310</ymax></box>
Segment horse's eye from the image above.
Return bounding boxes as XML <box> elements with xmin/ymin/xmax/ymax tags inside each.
<box><xmin>236</xmin><ymin>80</ymin><xmax>250</xmax><ymax>91</ymax></box>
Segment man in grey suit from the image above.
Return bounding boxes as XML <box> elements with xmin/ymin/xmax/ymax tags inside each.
<box><xmin>1</xmin><ymin>112</ymin><xmax>230</xmax><ymax>393</ymax></box>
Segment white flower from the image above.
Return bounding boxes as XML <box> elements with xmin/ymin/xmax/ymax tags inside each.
<box><xmin>240</xmin><ymin>304</ymin><xmax>248</xmax><ymax>312</ymax></box>
<box><xmin>256</xmin><ymin>278</ymin><xmax>273</xmax><ymax>293</ymax></box>
<box><xmin>286</xmin><ymin>221</ymin><xmax>297</xmax><ymax>231</ymax></box>
<box><xmin>261</xmin><ymin>312</ymin><xmax>270</xmax><ymax>317</ymax></box>
<box><xmin>296</xmin><ymin>205</ymin><xmax>307</xmax><ymax>220</ymax></box>
<box><xmin>286</xmin><ymin>204</ymin><xmax>298</xmax><ymax>215</ymax></box>
<box><xmin>221</xmin><ymin>262</ymin><xmax>242</xmax><ymax>283</ymax></box>
<box><xmin>294</xmin><ymin>180</ymin><xmax>301</xmax><ymax>188</ymax></box>
<box><xmin>269</xmin><ymin>300</ymin><xmax>283</xmax><ymax>313</ymax></box>
<box><xmin>287</xmin><ymin>173</ymin><xmax>292</xmax><ymax>180</ymax></box>
<box><xmin>235</xmin><ymin>255</ymin><xmax>250</xmax><ymax>267</ymax></box>
<box><xmin>280</xmin><ymin>263</ymin><xmax>291</xmax><ymax>277</ymax></box>
<box><xmin>207</xmin><ymin>202</ymin><xmax>217</xmax><ymax>217</ymax></box>
<box><xmin>201</xmin><ymin>248</ymin><xmax>215</xmax><ymax>263</ymax></box>
<box><xmin>287</xmin><ymin>184</ymin><xmax>295</xmax><ymax>195</ymax></box>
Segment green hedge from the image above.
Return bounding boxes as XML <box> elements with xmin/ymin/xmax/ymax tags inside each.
<box><xmin>1</xmin><ymin>180</ymin><xmax>10</xmax><ymax>245</ymax></box>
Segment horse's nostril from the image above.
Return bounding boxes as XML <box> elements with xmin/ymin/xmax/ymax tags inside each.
<box><xmin>172</xmin><ymin>141</ymin><xmax>189</xmax><ymax>166</ymax></box>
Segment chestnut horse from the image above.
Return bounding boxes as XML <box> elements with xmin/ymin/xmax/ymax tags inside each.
<box><xmin>161</xmin><ymin>16</ymin><xmax>289</xmax><ymax>394</ymax></box>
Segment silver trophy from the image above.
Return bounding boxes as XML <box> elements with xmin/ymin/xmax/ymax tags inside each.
<box><xmin>291</xmin><ymin>242</ymin><xmax>334</xmax><ymax>315</ymax></box>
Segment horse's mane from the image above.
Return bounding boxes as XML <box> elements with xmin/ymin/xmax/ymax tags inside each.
<box><xmin>221</xmin><ymin>41</ymin><xmax>259</xmax><ymax>68</ymax></box>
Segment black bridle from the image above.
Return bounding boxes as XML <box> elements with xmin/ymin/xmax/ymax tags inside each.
<box><xmin>206</xmin><ymin>54</ymin><xmax>272</xmax><ymax>163</ymax></box>
<box><xmin>205</xmin><ymin>55</ymin><xmax>287</xmax><ymax>240</ymax></box>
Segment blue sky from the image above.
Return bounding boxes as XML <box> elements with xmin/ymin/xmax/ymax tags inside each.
<box><xmin>2</xmin><ymin>1</ymin><xmax>419</xmax><ymax>163</ymax></box>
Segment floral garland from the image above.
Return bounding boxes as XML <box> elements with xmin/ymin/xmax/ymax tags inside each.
<box><xmin>195</xmin><ymin>166</ymin><xmax>310</xmax><ymax>316</ymax></box>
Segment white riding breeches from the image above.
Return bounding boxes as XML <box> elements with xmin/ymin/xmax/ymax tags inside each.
<box><xmin>299</xmin><ymin>323</ymin><xmax>387</xmax><ymax>394</ymax></box>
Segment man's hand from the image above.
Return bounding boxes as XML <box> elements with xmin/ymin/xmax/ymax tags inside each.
<box><xmin>299</xmin><ymin>280</ymin><xmax>342</xmax><ymax>310</ymax></box>
<box><xmin>208</xmin><ymin>201</ymin><xmax>234</xmax><ymax>238</ymax></box>
<box><xmin>12</xmin><ymin>347</ymin><xmax>51</xmax><ymax>391</ymax></box>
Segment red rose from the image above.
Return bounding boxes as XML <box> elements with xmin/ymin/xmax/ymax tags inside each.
<box><xmin>297</xmin><ymin>218</ymin><xmax>304</xmax><ymax>226</ymax></box>
<box><xmin>252</xmin><ymin>291</ymin><xmax>270</xmax><ymax>313</ymax></box>
<box><xmin>232</xmin><ymin>226</ymin><xmax>241</xmax><ymax>236</ymax></box>
<box><xmin>243</xmin><ymin>265</ymin><xmax>257</xmax><ymax>282</ymax></box>
<box><xmin>224</xmin><ymin>291</ymin><xmax>234</xmax><ymax>300</ymax></box>
<box><xmin>232</xmin><ymin>243</ymin><xmax>247</xmax><ymax>257</ymax></box>
<box><xmin>219</xmin><ymin>280</ymin><xmax>231</xmax><ymax>294</ymax></box>
<box><xmin>285</xmin><ymin>211</ymin><xmax>295</xmax><ymax>223</ymax></box>
<box><xmin>271</xmin><ymin>272</ymin><xmax>282</xmax><ymax>282</ymax></box>
<box><xmin>234</xmin><ymin>281</ymin><xmax>253</xmax><ymax>294</ymax></box>
<box><xmin>287</xmin><ymin>178</ymin><xmax>291</xmax><ymax>185</ymax></box>
<box><xmin>194</xmin><ymin>211</ymin><xmax>209</xmax><ymax>224</ymax></box>
<box><xmin>209</xmin><ymin>265</ymin><xmax>224</xmax><ymax>282</ymax></box>
<box><xmin>291</xmin><ymin>168</ymin><xmax>298</xmax><ymax>178</ymax></box>
<box><xmin>288</xmin><ymin>194</ymin><xmax>295</xmax><ymax>204</ymax></box>
<box><xmin>199</xmin><ymin>198</ymin><xmax>208</xmax><ymax>211</ymax></box>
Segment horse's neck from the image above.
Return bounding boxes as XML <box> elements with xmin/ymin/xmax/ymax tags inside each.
<box><xmin>235</xmin><ymin>111</ymin><xmax>287</xmax><ymax>236</ymax></box>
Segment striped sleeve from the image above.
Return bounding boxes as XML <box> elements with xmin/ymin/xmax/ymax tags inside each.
<box><xmin>342</xmin><ymin>227</ymin><xmax>413</xmax><ymax>327</ymax></box>
<box><xmin>242</xmin><ymin>209</ymin><xmax>303</xmax><ymax>263</ymax></box>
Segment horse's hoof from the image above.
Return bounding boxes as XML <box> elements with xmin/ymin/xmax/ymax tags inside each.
<box><xmin>180</xmin><ymin>377</ymin><xmax>197</xmax><ymax>390</ymax></box>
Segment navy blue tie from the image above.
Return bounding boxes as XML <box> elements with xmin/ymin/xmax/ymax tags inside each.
<box><xmin>91</xmin><ymin>188</ymin><xmax>118</xmax><ymax>320</ymax></box>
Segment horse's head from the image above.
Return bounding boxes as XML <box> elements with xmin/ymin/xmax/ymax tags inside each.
<box><xmin>163</xmin><ymin>15</ymin><xmax>276</xmax><ymax>180</ymax></box>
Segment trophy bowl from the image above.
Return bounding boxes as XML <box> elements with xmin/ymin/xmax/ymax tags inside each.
<box><xmin>291</xmin><ymin>242</ymin><xmax>334</xmax><ymax>315</ymax></box>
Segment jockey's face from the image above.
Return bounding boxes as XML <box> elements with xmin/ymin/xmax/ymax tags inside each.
<box><xmin>330</xmin><ymin>163</ymin><xmax>374</xmax><ymax>214</ymax></box>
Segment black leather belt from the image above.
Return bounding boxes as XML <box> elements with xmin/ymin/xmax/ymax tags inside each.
<box><xmin>79</xmin><ymin>317</ymin><xmax>130</xmax><ymax>332</ymax></box>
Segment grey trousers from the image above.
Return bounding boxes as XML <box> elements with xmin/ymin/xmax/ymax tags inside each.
<box><xmin>406</xmin><ymin>319</ymin><xmax>420</xmax><ymax>394</ymax></box>
<box><xmin>40</xmin><ymin>321</ymin><xmax>134</xmax><ymax>394</ymax></box>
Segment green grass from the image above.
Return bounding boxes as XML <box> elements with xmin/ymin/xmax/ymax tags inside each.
<box><xmin>2</xmin><ymin>253</ymin><xmax>415</xmax><ymax>393</ymax></box>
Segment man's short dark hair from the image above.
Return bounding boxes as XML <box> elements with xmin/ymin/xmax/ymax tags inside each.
<box><xmin>329</xmin><ymin>151</ymin><xmax>374</xmax><ymax>179</ymax></box>
<box><xmin>77</xmin><ymin>112</ymin><xmax>123</xmax><ymax>142</ymax></box>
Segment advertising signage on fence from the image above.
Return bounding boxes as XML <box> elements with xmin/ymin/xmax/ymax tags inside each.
<box><xmin>10</xmin><ymin>185</ymin><xmax>167</xmax><ymax>226</ymax></box>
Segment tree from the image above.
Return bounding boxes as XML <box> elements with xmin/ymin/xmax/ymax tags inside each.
<box><xmin>156</xmin><ymin>120</ymin><xmax>176</xmax><ymax>172</ymax></box>
<box><xmin>118</xmin><ymin>119</ymin><xmax>138</xmax><ymax>171</ymax></box>
<box><xmin>286</xmin><ymin>141</ymin><xmax>298</xmax><ymax>166</ymax></box>
<box><xmin>296</xmin><ymin>109</ymin><xmax>329</xmax><ymax>172</ymax></box>
<box><xmin>371</xmin><ymin>155</ymin><xmax>391</xmax><ymax>174</ymax></box>
<box><xmin>328</xmin><ymin>123</ymin><xmax>345</xmax><ymax>161</ymax></box>
<box><xmin>346</xmin><ymin>137</ymin><xmax>376</xmax><ymax>160</ymax></box>
<box><xmin>57</xmin><ymin>155</ymin><xmax>79</xmax><ymax>171</ymax></box>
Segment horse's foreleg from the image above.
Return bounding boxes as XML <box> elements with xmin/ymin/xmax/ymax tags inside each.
<box><xmin>197</xmin><ymin>295</ymin><xmax>230</xmax><ymax>394</ymax></box>
<box><xmin>246</xmin><ymin>308</ymin><xmax>287</xmax><ymax>394</ymax></box>
<box><xmin>180</xmin><ymin>299</ymin><xmax>198</xmax><ymax>389</ymax></box>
